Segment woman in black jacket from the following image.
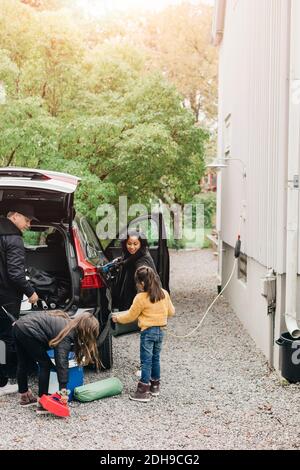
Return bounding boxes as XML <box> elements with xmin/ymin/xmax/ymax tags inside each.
<box><xmin>117</xmin><ymin>230</ymin><xmax>158</xmax><ymax>311</ymax></box>
<box><xmin>12</xmin><ymin>310</ymin><xmax>99</xmax><ymax>411</ymax></box>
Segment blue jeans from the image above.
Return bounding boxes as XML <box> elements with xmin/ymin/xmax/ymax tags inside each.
<box><xmin>140</xmin><ymin>326</ymin><xmax>164</xmax><ymax>384</ymax></box>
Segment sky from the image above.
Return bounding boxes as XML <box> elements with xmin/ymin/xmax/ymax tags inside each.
<box><xmin>76</xmin><ymin>0</ymin><xmax>214</xmax><ymax>17</ymax></box>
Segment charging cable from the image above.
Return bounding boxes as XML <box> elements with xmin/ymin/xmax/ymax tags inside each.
<box><xmin>167</xmin><ymin>237</ymin><xmax>241</xmax><ymax>339</ymax></box>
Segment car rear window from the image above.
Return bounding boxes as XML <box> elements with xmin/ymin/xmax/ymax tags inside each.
<box><xmin>79</xmin><ymin>218</ymin><xmax>107</xmax><ymax>265</ymax></box>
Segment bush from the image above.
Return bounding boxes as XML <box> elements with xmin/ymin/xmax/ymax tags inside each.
<box><xmin>167</xmin><ymin>236</ymin><xmax>186</xmax><ymax>250</ymax></box>
<box><xmin>194</xmin><ymin>193</ymin><xmax>216</xmax><ymax>229</ymax></box>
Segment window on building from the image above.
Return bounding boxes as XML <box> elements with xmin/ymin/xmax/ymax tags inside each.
<box><xmin>238</xmin><ymin>253</ymin><xmax>247</xmax><ymax>283</ymax></box>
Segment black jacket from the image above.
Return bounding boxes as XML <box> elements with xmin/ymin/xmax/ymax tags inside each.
<box><xmin>117</xmin><ymin>248</ymin><xmax>158</xmax><ymax>310</ymax></box>
<box><xmin>0</xmin><ymin>217</ymin><xmax>34</xmax><ymax>301</ymax></box>
<box><xmin>15</xmin><ymin>311</ymin><xmax>74</xmax><ymax>389</ymax></box>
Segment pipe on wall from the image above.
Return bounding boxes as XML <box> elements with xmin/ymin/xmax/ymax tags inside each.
<box><xmin>212</xmin><ymin>0</ymin><xmax>227</xmax><ymax>46</ymax></box>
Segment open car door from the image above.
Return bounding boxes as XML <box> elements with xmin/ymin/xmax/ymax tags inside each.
<box><xmin>103</xmin><ymin>212</ymin><xmax>170</xmax><ymax>336</ymax></box>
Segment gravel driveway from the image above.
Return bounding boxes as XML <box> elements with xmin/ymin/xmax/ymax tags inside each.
<box><xmin>1</xmin><ymin>248</ymin><xmax>300</xmax><ymax>450</ymax></box>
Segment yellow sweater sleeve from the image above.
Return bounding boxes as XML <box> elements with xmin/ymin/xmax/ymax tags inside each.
<box><xmin>166</xmin><ymin>292</ymin><xmax>175</xmax><ymax>317</ymax></box>
<box><xmin>116</xmin><ymin>294</ymin><xmax>144</xmax><ymax>325</ymax></box>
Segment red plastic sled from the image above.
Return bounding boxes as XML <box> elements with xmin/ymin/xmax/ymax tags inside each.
<box><xmin>39</xmin><ymin>393</ymin><xmax>70</xmax><ymax>418</ymax></box>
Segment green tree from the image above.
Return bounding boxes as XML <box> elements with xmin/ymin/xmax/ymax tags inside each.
<box><xmin>0</xmin><ymin>1</ymin><xmax>209</xmax><ymax>226</ymax></box>
<box><xmin>0</xmin><ymin>49</ymin><xmax>19</xmax><ymax>98</ymax></box>
<box><xmin>0</xmin><ymin>97</ymin><xmax>58</xmax><ymax>167</ymax></box>
<box><xmin>140</xmin><ymin>3</ymin><xmax>218</xmax><ymax>126</ymax></box>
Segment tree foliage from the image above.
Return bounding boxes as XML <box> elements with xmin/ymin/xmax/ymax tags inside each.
<box><xmin>0</xmin><ymin>0</ymin><xmax>211</xmax><ymax>223</ymax></box>
<box><xmin>140</xmin><ymin>3</ymin><xmax>218</xmax><ymax>125</ymax></box>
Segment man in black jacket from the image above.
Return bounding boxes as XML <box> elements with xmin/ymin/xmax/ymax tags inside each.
<box><xmin>0</xmin><ymin>203</ymin><xmax>39</xmax><ymax>317</ymax></box>
<box><xmin>0</xmin><ymin>203</ymin><xmax>39</xmax><ymax>387</ymax></box>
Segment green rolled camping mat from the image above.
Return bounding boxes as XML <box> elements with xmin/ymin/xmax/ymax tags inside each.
<box><xmin>74</xmin><ymin>377</ymin><xmax>123</xmax><ymax>402</ymax></box>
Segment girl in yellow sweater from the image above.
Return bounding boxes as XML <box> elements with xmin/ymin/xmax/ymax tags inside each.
<box><xmin>112</xmin><ymin>265</ymin><xmax>175</xmax><ymax>402</ymax></box>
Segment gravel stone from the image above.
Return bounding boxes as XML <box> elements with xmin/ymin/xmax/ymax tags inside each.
<box><xmin>1</xmin><ymin>248</ymin><xmax>299</xmax><ymax>450</ymax></box>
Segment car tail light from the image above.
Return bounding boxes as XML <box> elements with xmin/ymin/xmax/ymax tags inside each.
<box><xmin>73</xmin><ymin>227</ymin><xmax>104</xmax><ymax>289</ymax></box>
<box><xmin>80</xmin><ymin>268</ymin><xmax>102</xmax><ymax>289</ymax></box>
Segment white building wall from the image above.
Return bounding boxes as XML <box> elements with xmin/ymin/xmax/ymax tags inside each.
<box><xmin>222</xmin><ymin>243</ymin><xmax>273</xmax><ymax>360</ymax></box>
<box><xmin>216</xmin><ymin>0</ymin><xmax>292</xmax><ymax>366</ymax></box>
<box><xmin>219</xmin><ymin>0</ymin><xmax>290</xmax><ymax>274</ymax></box>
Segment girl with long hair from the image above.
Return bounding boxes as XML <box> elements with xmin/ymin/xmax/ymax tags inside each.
<box><xmin>12</xmin><ymin>310</ymin><xmax>99</xmax><ymax>413</ymax></box>
<box><xmin>112</xmin><ymin>266</ymin><xmax>175</xmax><ymax>402</ymax></box>
<box><xmin>116</xmin><ymin>230</ymin><xmax>158</xmax><ymax>311</ymax></box>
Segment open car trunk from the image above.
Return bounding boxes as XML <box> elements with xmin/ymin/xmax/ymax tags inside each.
<box><xmin>0</xmin><ymin>167</ymin><xmax>80</xmax><ymax>226</ymax></box>
<box><xmin>0</xmin><ymin>167</ymin><xmax>81</xmax><ymax>314</ymax></box>
<box><xmin>21</xmin><ymin>226</ymin><xmax>78</xmax><ymax>313</ymax></box>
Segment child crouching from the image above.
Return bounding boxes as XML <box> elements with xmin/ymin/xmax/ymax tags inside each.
<box><xmin>12</xmin><ymin>310</ymin><xmax>100</xmax><ymax>413</ymax></box>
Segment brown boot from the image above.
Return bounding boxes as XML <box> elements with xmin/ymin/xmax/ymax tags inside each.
<box><xmin>150</xmin><ymin>379</ymin><xmax>160</xmax><ymax>397</ymax></box>
<box><xmin>129</xmin><ymin>381</ymin><xmax>150</xmax><ymax>402</ymax></box>
<box><xmin>20</xmin><ymin>390</ymin><xmax>37</xmax><ymax>406</ymax></box>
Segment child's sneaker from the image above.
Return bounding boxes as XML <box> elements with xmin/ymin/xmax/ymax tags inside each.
<box><xmin>20</xmin><ymin>390</ymin><xmax>37</xmax><ymax>406</ymax></box>
<box><xmin>150</xmin><ymin>379</ymin><xmax>160</xmax><ymax>397</ymax></box>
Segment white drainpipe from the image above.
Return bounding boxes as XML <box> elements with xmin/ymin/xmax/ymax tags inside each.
<box><xmin>212</xmin><ymin>0</ymin><xmax>227</xmax><ymax>290</ymax></box>
<box><xmin>212</xmin><ymin>0</ymin><xmax>226</xmax><ymax>46</ymax></box>
<box><xmin>285</xmin><ymin>0</ymin><xmax>300</xmax><ymax>338</ymax></box>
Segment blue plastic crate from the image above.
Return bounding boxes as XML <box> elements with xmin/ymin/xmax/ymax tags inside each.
<box><xmin>47</xmin><ymin>350</ymin><xmax>84</xmax><ymax>401</ymax></box>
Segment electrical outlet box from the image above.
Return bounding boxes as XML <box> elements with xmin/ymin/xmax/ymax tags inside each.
<box><xmin>260</xmin><ymin>272</ymin><xmax>276</xmax><ymax>300</ymax></box>
<box><xmin>260</xmin><ymin>278</ymin><xmax>269</xmax><ymax>297</ymax></box>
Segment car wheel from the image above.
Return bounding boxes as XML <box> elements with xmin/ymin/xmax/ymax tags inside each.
<box><xmin>0</xmin><ymin>366</ymin><xmax>8</xmax><ymax>387</ymax></box>
<box><xmin>99</xmin><ymin>328</ymin><xmax>113</xmax><ymax>370</ymax></box>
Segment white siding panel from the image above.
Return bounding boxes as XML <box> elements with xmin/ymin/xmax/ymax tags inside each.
<box><xmin>218</xmin><ymin>0</ymin><xmax>289</xmax><ymax>273</ymax></box>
